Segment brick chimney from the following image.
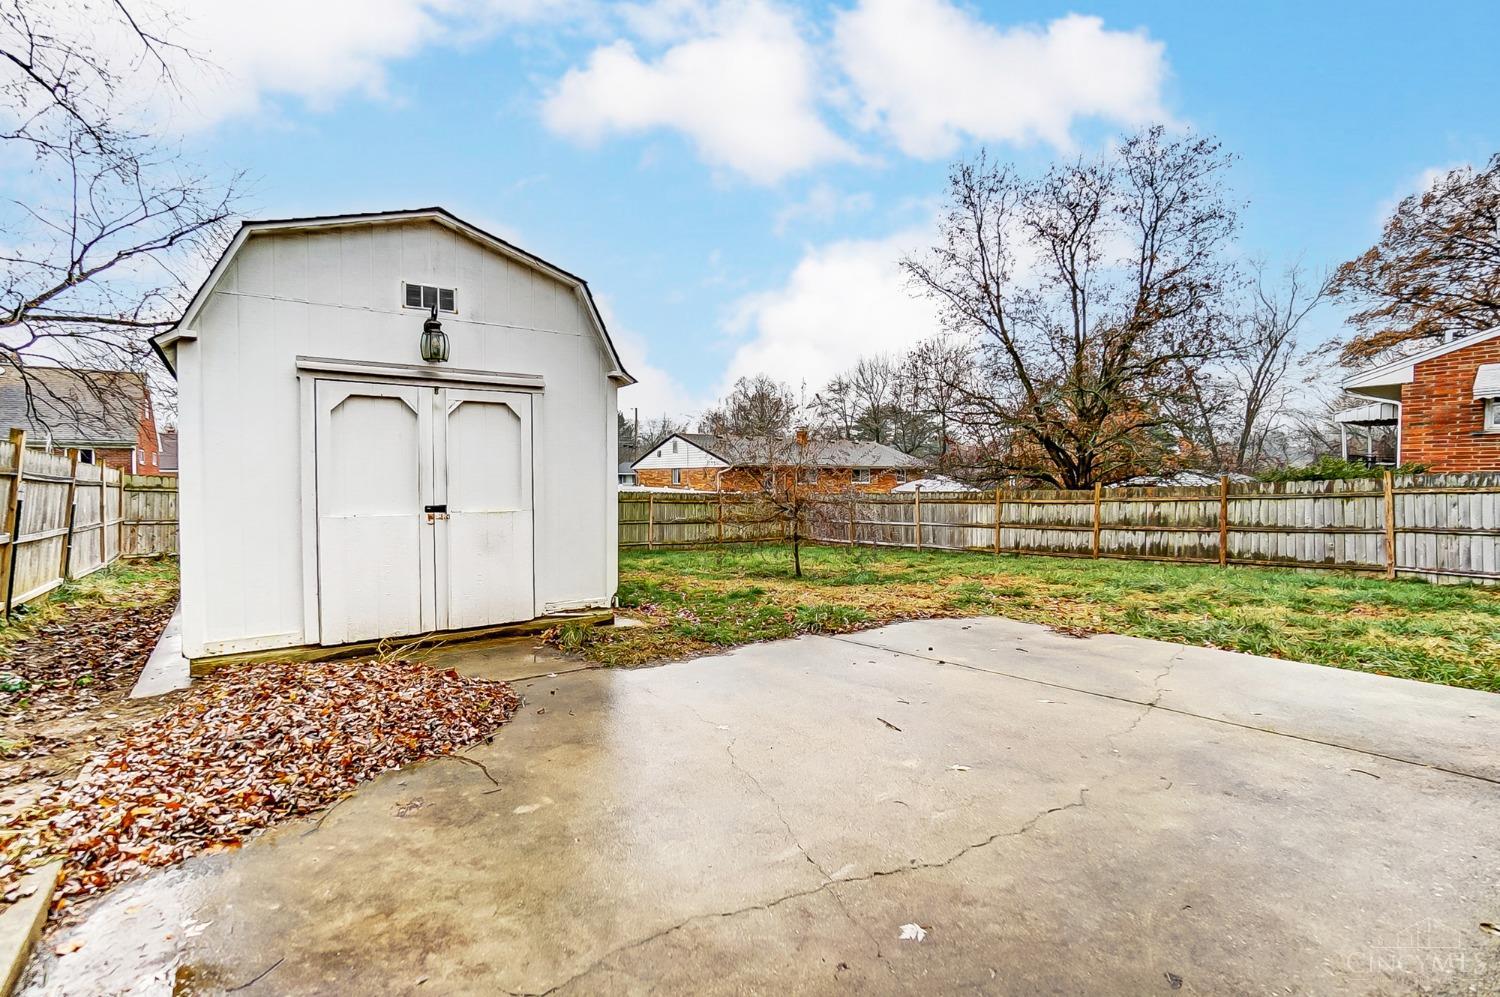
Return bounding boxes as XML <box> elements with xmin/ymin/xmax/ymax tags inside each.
<box><xmin>794</xmin><ymin>426</ymin><xmax>809</xmax><ymax>447</ymax></box>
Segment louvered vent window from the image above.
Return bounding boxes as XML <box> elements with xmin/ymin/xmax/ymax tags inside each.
<box><xmin>403</xmin><ymin>282</ymin><xmax>457</xmax><ymax>313</ymax></box>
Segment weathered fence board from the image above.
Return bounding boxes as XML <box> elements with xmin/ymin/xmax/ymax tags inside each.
<box><xmin>1</xmin><ymin>428</ymin><xmax>179</xmax><ymax>614</ymax></box>
<box><xmin>619</xmin><ymin>472</ymin><xmax>1500</xmax><ymax>585</ymax></box>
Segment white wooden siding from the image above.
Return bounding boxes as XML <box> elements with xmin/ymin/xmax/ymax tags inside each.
<box><xmin>179</xmin><ymin>220</ymin><xmax>616</xmax><ymax>658</ymax></box>
<box><xmin>633</xmin><ymin>435</ymin><xmax>727</xmax><ymax>470</ymax></box>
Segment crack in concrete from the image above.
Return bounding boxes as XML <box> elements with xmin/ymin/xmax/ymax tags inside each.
<box><xmin>1106</xmin><ymin>651</ymin><xmax>1182</xmax><ymax>755</ymax></box>
<box><xmin>639</xmin><ymin>688</ymin><xmax>897</xmax><ymax>964</ymax></box>
<box><xmin>830</xmin><ymin>634</ymin><xmax>1500</xmax><ymax>787</ymax></box>
<box><xmin>723</xmin><ymin>739</ymin><xmax>891</xmax><ymax>970</ymax></box>
<box><xmin>510</xmin><ymin>789</ymin><xmax>1089</xmax><ymax>996</ymax></box>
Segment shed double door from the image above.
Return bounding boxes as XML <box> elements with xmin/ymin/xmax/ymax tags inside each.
<box><xmin>314</xmin><ymin>379</ymin><xmax>534</xmax><ymax>645</ymax></box>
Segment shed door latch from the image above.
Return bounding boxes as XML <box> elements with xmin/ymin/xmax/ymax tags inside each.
<box><xmin>425</xmin><ymin>504</ymin><xmax>448</xmax><ymax>522</ymax></box>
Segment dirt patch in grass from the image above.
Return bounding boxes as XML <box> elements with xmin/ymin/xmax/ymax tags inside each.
<box><xmin>603</xmin><ymin>545</ymin><xmax>1500</xmax><ymax>691</ymax></box>
<box><xmin>1</xmin><ymin>657</ymin><xmax>520</xmax><ymax>920</ymax></box>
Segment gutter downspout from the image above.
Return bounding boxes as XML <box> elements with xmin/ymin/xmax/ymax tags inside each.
<box><xmin>1393</xmin><ymin>398</ymin><xmax>1403</xmax><ymax>465</ymax></box>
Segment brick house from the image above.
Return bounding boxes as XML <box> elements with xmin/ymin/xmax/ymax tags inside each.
<box><xmin>630</xmin><ymin>431</ymin><xmax>926</xmax><ymax>492</ymax></box>
<box><xmin>0</xmin><ymin>365</ymin><xmax>162</xmax><ymax>473</ymax></box>
<box><xmin>1341</xmin><ymin>327</ymin><xmax>1500</xmax><ymax>471</ymax></box>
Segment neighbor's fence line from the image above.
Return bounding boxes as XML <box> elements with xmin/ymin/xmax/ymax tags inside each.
<box><xmin>619</xmin><ymin>472</ymin><xmax>1500</xmax><ymax>585</ymax></box>
<box><xmin>0</xmin><ymin>428</ymin><xmax>179</xmax><ymax>614</ymax></box>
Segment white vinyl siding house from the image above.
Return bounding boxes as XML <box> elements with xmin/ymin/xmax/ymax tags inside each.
<box><xmin>155</xmin><ymin>208</ymin><xmax>632</xmax><ymax>660</ymax></box>
<box><xmin>632</xmin><ymin>435</ymin><xmax>727</xmax><ymax>471</ymax></box>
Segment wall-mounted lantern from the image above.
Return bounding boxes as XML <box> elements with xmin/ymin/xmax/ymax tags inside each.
<box><xmin>420</xmin><ymin>304</ymin><xmax>449</xmax><ymax>363</ymax></box>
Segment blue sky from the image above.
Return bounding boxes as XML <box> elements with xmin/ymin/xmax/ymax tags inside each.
<box><xmin>146</xmin><ymin>0</ymin><xmax>1500</xmax><ymax>419</ymax></box>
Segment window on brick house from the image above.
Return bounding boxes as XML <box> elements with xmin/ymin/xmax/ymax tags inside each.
<box><xmin>671</xmin><ymin>439</ymin><xmax>679</xmax><ymax>453</ymax></box>
<box><xmin>798</xmin><ymin>468</ymin><xmax>818</xmax><ymax>484</ymax></box>
<box><xmin>853</xmin><ymin>468</ymin><xmax>871</xmax><ymax>484</ymax></box>
<box><xmin>1485</xmin><ymin>399</ymin><xmax>1500</xmax><ymax>433</ymax></box>
<box><xmin>671</xmin><ymin>468</ymin><xmax>682</xmax><ymax>485</ymax></box>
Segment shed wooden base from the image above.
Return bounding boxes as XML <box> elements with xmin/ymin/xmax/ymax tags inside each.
<box><xmin>188</xmin><ymin>610</ymin><xmax>614</xmax><ymax>676</ymax></box>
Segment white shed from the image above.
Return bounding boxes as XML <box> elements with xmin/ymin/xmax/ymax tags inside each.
<box><xmin>153</xmin><ymin>208</ymin><xmax>633</xmax><ymax>661</ymax></box>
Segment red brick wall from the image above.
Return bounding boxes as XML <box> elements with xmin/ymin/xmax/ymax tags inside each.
<box><xmin>85</xmin><ymin>397</ymin><xmax>161</xmax><ymax>474</ymax></box>
<box><xmin>635</xmin><ymin>466</ymin><xmax>913</xmax><ymax>493</ymax></box>
<box><xmin>1401</xmin><ymin>338</ymin><xmax>1500</xmax><ymax>471</ymax></box>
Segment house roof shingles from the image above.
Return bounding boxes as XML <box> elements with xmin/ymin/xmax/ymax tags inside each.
<box><xmin>0</xmin><ymin>366</ymin><xmax>147</xmax><ymax>448</ymax></box>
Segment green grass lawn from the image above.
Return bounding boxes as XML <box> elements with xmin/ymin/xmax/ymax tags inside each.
<box><xmin>564</xmin><ymin>544</ymin><xmax>1500</xmax><ymax>692</ymax></box>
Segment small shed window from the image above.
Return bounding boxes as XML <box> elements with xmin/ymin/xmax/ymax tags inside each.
<box><xmin>403</xmin><ymin>282</ymin><xmax>457</xmax><ymax>313</ymax></box>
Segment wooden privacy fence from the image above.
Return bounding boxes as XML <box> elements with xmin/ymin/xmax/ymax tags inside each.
<box><xmin>620</xmin><ymin>491</ymin><xmax>785</xmax><ymax>548</ymax></box>
<box><xmin>0</xmin><ymin>429</ymin><xmax>179</xmax><ymax>614</ymax></box>
<box><xmin>619</xmin><ymin>472</ymin><xmax>1500</xmax><ymax>584</ymax></box>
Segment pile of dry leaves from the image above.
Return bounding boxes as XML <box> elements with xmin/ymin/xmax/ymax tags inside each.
<box><xmin>1</xmin><ymin>602</ymin><xmax>176</xmax><ymax>729</ymax></box>
<box><xmin>1</xmin><ymin>657</ymin><xmax>519</xmax><ymax>912</ymax></box>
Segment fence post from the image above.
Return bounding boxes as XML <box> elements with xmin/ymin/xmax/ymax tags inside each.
<box><xmin>58</xmin><ymin>449</ymin><xmax>80</xmax><ymax>580</ymax></box>
<box><xmin>717</xmin><ymin>490</ymin><xmax>725</xmax><ymax>545</ymax></box>
<box><xmin>1217</xmin><ymin>475</ymin><xmax>1230</xmax><ymax>568</ymax></box>
<box><xmin>647</xmin><ymin>491</ymin><xmax>655</xmax><ymax>550</ymax></box>
<box><xmin>993</xmin><ymin>488</ymin><xmax>1002</xmax><ymax>555</ymax></box>
<box><xmin>913</xmin><ymin>487</ymin><xmax>922</xmax><ymax>552</ymax></box>
<box><xmin>1383</xmin><ymin>470</ymin><xmax>1396</xmax><ymax>580</ymax></box>
<box><xmin>114</xmin><ymin>470</ymin><xmax>123</xmax><ymax>565</ymax></box>
<box><xmin>1</xmin><ymin>430</ymin><xmax>24</xmax><ymax>617</ymax></box>
<box><xmin>847</xmin><ymin>488</ymin><xmax>856</xmax><ymax>546</ymax></box>
<box><xmin>98</xmin><ymin>466</ymin><xmax>108</xmax><ymax>566</ymax></box>
<box><xmin>1091</xmin><ymin>482</ymin><xmax>1103</xmax><ymax>558</ymax></box>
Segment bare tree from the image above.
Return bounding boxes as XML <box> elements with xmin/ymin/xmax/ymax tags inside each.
<box><xmin>1168</xmin><ymin>264</ymin><xmax>1329</xmax><ymax>473</ymax></box>
<box><xmin>719</xmin><ymin>427</ymin><xmax>834</xmax><ymax>578</ymax></box>
<box><xmin>846</xmin><ymin>355</ymin><xmax>896</xmax><ymax>444</ymax></box>
<box><xmin>903</xmin><ymin>128</ymin><xmax>1239</xmax><ymax>488</ymax></box>
<box><xmin>1</xmin><ymin>0</ymin><xmax>239</xmax><ymax>432</ymax></box>
<box><xmin>886</xmin><ymin>371</ymin><xmax>937</xmax><ymax>458</ymax></box>
<box><xmin>814</xmin><ymin>354</ymin><xmax>936</xmax><ymax>455</ymax></box>
<box><xmin>1331</xmin><ymin>155</ymin><xmax>1500</xmax><ymax>364</ymax></box>
<box><xmin>812</xmin><ymin>374</ymin><xmax>859</xmax><ymax>438</ymax></box>
<box><xmin>903</xmin><ymin>333</ymin><xmax>973</xmax><ymax>471</ymax></box>
<box><xmin>625</xmin><ymin>412</ymin><xmax>691</xmax><ymax>456</ymax></box>
<box><xmin>700</xmin><ymin>374</ymin><xmax>798</xmax><ymax>437</ymax></box>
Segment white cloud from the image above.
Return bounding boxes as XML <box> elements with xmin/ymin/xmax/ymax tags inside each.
<box><xmin>541</xmin><ymin>1</ymin><xmax>858</xmax><ymax>183</ymax></box>
<box><xmin>773</xmin><ymin>182</ymin><xmax>873</xmax><ymax>235</ymax></box>
<box><xmin>1372</xmin><ymin>161</ymin><xmax>1466</xmax><ymax>227</ymax></box>
<box><xmin>833</xmin><ymin>0</ymin><xmax>1168</xmax><ymax>158</ymax></box>
<box><xmin>614</xmin><ymin>0</ymin><xmax>716</xmax><ymax>43</ymax></box>
<box><xmin>52</xmin><ymin>0</ymin><xmax>580</xmax><ymax>129</ymax></box>
<box><xmin>720</xmin><ymin>226</ymin><xmax>941</xmax><ymax>394</ymax></box>
<box><xmin>596</xmin><ymin>297</ymin><xmax>712</xmax><ymax>421</ymax></box>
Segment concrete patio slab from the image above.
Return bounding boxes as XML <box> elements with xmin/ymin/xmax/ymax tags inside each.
<box><xmin>21</xmin><ymin>618</ymin><xmax>1500</xmax><ymax>995</ymax></box>
<box><xmin>1</xmin><ymin>862</ymin><xmax>59</xmax><ymax>997</ymax></box>
<box><xmin>838</xmin><ymin>617</ymin><xmax>1500</xmax><ymax>782</ymax></box>
<box><xmin>127</xmin><ymin>605</ymin><xmax>189</xmax><ymax>699</ymax></box>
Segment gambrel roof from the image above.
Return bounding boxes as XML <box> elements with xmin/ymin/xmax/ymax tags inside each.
<box><xmin>151</xmin><ymin>207</ymin><xmax>634</xmax><ymax>385</ymax></box>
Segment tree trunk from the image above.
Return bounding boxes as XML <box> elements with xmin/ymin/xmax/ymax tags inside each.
<box><xmin>791</xmin><ymin>522</ymin><xmax>802</xmax><ymax>578</ymax></box>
